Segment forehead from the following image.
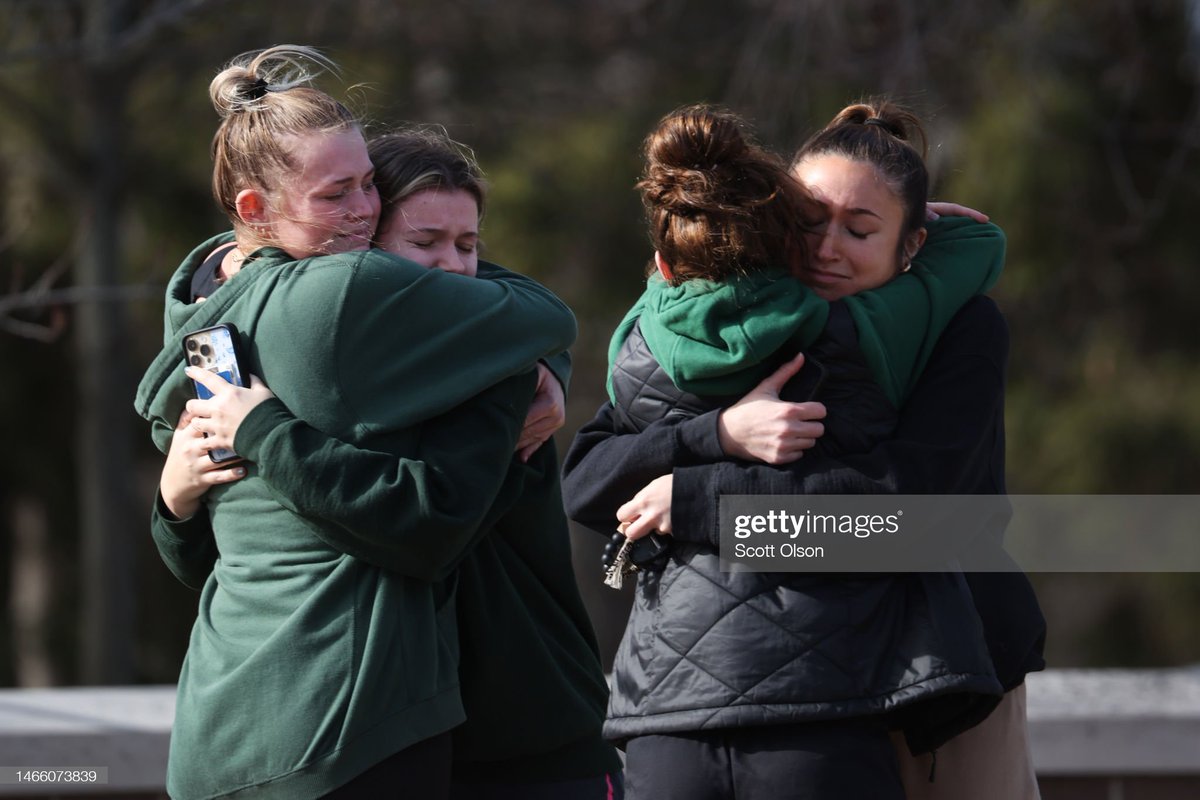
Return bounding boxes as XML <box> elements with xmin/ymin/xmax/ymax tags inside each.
<box><xmin>793</xmin><ymin>153</ymin><xmax>900</xmax><ymax>214</ymax></box>
<box><xmin>391</xmin><ymin>188</ymin><xmax>480</xmax><ymax>228</ymax></box>
<box><xmin>283</xmin><ymin>129</ymin><xmax>372</xmax><ymax>184</ymax></box>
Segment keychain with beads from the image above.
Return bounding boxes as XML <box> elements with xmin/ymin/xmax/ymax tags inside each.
<box><xmin>603</xmin><ymin>535</ymin><xmax>635</xmax><ymax>589</ymax></box>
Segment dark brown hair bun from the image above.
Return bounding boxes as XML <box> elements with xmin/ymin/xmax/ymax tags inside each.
<box><xmin>638</xmin><ymin>104</ymin><xmax>810</xmax><ymax>284</ymax></box>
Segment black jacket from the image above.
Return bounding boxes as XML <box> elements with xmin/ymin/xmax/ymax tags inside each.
<box><xmin>563</xmin><ymin>297</ymin><xmax>1044</xmax><ymax>752</ymax></box>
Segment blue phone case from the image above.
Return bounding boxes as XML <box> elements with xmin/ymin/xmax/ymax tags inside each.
<box><xmin>181</xmin><ymin>323</ymin><xmax>248</xmax><ymax>463</ymax></box>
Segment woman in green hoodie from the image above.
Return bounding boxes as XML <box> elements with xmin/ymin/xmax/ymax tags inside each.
<box><xmin>160</xmin><ymin>126</ymin><xmax>623</xmax><ymax>800</ymax></box>
<box><xmin>135</xmin><ymin>47</ymin><xmax>577</xmax><ymax>800</ymax></box>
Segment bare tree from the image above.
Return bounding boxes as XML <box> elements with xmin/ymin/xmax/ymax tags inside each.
<box><xmin>0</xmin><ymin>0</ymin><xmax>227</xmax><ymax>684</ymax></box>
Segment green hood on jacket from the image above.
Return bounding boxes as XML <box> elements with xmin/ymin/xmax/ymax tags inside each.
<box><xmin>607</xmin><ymin>216</ymin><xmax>1005</xmax><ymax>408</ymax></box>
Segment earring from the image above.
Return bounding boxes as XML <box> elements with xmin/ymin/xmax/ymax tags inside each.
<box><xmin>901</xmin><ymin>258</ymin><xmax>912</xmax><ymax>273</ymax></box>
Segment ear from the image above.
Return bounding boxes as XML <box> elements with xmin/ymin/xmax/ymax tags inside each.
<box><xmin>903</xmin><ymin>227</ymin><xmax>928</xmax><ymax>264</ymax></box>
<box><xmin>235</xmin><ymin>189</ymin><xmax>270</xmax><ymax>225</ymax></box>
<box><xmin>654</xmin><ymin>250</ymin><xmax>674</xmax><ymax>281</ymax></box>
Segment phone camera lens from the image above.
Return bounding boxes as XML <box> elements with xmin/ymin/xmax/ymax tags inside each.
<box><xmin>186</xmin><ymin>339</ymin><xmax>198</xmax><ymax>351</ymax></box>
<box><xmin>190</xmin><ymin>355</ymin><xmax>202</xmax><ymax>366</ymax></box>
<box><xmin>200</xmin><ymin>344</ymin><xmax>211</xmax><ymax>356</ymax></box>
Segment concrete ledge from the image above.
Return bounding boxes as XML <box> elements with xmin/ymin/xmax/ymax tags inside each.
<box><xmin>0</xmin><ymin>686</ymin><xmax>173</xmax><ymax>795</ymax></box>
<box><xmin>1025</xmin><ymin>667</ymin><xmax>1200</xmax><ymax>776</ymax></box>
<box><xmin>0</xmin><ymin>670</ymin><xmax>1198</xmax><ymax>795</ymax></box>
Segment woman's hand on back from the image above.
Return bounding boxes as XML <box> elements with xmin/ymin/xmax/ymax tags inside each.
<box><xmin>926</xmin><ymin>201</ymin><xmax>989</xmax><ymax>223</ymax></box>
<box><xmin>516</xmin><ymin>362</ymin><xmax>566</xmax><ymax>462</ymax></box>
<box><xmin>160</xmin><ymin>409</ymin><xmax>246</xmax><ymax>520</ymax></box>
<box><xmin>718</xmin><ymin>353</ymin><xmax>827</xmax><ymax>464</ymax></box>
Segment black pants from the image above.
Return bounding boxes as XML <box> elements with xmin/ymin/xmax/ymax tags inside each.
<box><xmin>624</xmin><ymin>720</ymin><xmax>903</xmax><ymax>800</ymax></box>
<box><xmin>321</xmin><ymin>731</ymin><xmax>453</xmax><ymax>799</ymax></box>
<box><xmin>449</xmin><ymin>772</ymin><xmax>624</xmax><ymax>799</ymax></box>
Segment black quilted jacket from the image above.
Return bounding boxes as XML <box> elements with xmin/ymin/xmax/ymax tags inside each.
<box><xmin>588</xmin><ymin>304</ymin><xmax>1007</xmax><ymax>752</ymax></box>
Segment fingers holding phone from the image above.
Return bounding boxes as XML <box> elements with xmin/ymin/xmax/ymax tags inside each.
<box><xmin>182</xmin><ymin>323</ymin><xmax>251</xmax><ymax>463</ymax></box>
<box><xmin>184</xmin><ymin>369</ymin><xmax>275</xmax><ymax>453</ymax></box>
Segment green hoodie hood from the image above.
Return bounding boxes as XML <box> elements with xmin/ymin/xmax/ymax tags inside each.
<box><xmin>606</xmin><ymin>217</ymin><xmax>1006</xmax><ymax>409</ymax></box>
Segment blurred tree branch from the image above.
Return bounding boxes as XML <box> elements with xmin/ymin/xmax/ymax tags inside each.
<box><xmin>0</xmin><ymin>0</ymin><xmax>231</xmax><ymax>66</ymax></box>
<box><xmin>1</xmin><ymin>282</ymin><xmax>163</xmax><ymax>342</ymax></box>
<box><xmin>1</xmin><ymin>247</ymin><xmax>71</xmax><ymax>342</ymax></box>
<box><xmin>0</xmin><ymin>0</ymin><xmax>237</xmax><ymax>684</ymax></box>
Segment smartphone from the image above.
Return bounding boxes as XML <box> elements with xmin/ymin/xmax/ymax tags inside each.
<box><xmin>181</xmin><ymin>323</ymin><xmax>248</xmax><ymax>463</ymax></box>
<box><xmin>780</xmin><ymin>356</ymin><xmax>827</xmax><ymax>403</ymax></box>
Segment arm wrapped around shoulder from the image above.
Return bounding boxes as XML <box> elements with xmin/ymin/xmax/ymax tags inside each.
<box><xmin>842</xmin><ymin>218</ymin><xmax>1006</xmax><ymax>406</ymax></box>
<box><xmin>338</xmin><ymin>252</ymin><xmax>576</xmax><ymax>431</ymax></box>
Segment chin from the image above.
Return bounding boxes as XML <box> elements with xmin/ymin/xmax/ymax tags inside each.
<box><xmin>810</xmin><ymin>286</ymin><xmax>844</xmax><ymax>302</ymax></box>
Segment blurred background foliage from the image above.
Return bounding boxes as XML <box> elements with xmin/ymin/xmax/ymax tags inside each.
<box><xmin>1</xmin><ymin>0</ymin><xmax>1198</xmax><ymax>686</ymax></box>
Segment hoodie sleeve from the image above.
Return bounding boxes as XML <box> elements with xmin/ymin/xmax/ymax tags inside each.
<box><xmin>841</xmin><ymin>217</ymin><xmax>1005</xmax><ymax>406</ymax></box>
<box><xmin>150</xmin><ymin>492</ymin><xmax>218</xmax><ymax>591</ymax></box>
<box><xmin>334</xmin><ymin>255</ymin><xmax>577</xmax><ymax>432</ymax></box>
<box><xmin>229</xmin><ymin>370</ymin><xmax>538</xmax><ymax>582</ymax></box>
<box><xmin>560</xmin><ymin>401</ymin><xmax>726</xmax><ymax>537</ymax></box>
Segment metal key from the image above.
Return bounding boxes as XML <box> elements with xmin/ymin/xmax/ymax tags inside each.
<box><xmin>604</xmin><ymin>536</ymin><xmax>635</xmax><ymax>589</ymax></box>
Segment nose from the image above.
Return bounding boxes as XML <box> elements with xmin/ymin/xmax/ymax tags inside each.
<box><xmin>349</xmin><ymin>186</ymin><xmax>379</xmax><ymax>223</ymax></box>
<box><xmin>813</xmin><ymin>229</ymin><xmax>837</xmax><ymax>263</ymax></box>
<box><xmin>433</xmin><ymin>246</ymin><xmax>470</xmax><ymax>275</ymax></box>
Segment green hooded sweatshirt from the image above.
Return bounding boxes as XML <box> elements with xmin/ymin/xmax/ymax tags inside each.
<box><xmin>134</xmin><ymin>233</ymin><xmax>576</xmax><ymax>800</ymax></box>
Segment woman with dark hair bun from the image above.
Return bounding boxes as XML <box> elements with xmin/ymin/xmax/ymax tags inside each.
<box><xmin>634</xmin><ymin>106</ymin><xmax>810</xmax><ymax>284</ymax></box>
<box><xmin>563</xmin><ymin>101</ymin><xmax>1043</xmax><ymax>798</ymax></box>
<box><xmin>793</xmin><ymin>100</ymin><xmax>1044</xmax><ymax>799</ymax></box>
<box><xmin>604</xmin><ymin>103</ymin><xmax>1001</xmax><ymax>445</ymax></box>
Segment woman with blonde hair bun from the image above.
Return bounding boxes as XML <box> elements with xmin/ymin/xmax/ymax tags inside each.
<box><xmin>155</xmin><ymin>124</ymin><xmax>624</xmax><ymax>799</ymax></box>
<box><xmin>136</xmin><ymin>46</ymin><xmax>577</xmax><ymax>799</ymax></box>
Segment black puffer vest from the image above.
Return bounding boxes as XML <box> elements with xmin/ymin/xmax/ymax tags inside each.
<box><xmin>604</xmin><ymin>304</ymin><xmax>1003</xmax><ymax>753</ymax></box>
